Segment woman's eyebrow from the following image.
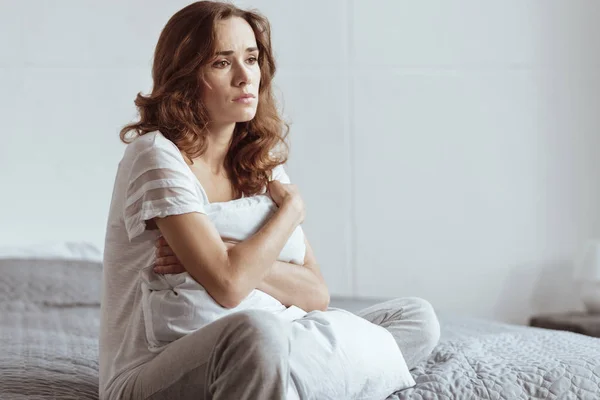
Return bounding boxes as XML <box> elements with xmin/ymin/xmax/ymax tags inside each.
<box><xmin>215</xmin><ymin>47</ymin><xmax>259</xmax><ymax>56</ymax></box>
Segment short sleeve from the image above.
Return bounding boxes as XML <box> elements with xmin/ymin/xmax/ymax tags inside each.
<box><xmin>270</xmin><ymin>164</ymin><xmax>291</xmax><ymax>184</ymax></box>
<box><xmin>123</xmin><ymin>145</ymin><xmax>206</xmax><ymax>242</ymax></box>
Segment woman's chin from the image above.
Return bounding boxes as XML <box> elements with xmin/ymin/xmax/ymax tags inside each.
<box><xmin>235</xmin><ymin>110</ymin><xmax>258</xmax><ymax>122</ymax></box>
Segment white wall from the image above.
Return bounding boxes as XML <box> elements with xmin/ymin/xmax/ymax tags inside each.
<box><xmin>1</xmin><ymin>0</ymin><xmax>599</xmax><ymax>324</ymax></box>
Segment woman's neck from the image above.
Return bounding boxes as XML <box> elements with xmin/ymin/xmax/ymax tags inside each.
<box><xmin>194</xmin><ymin>122</ymin><xmax>236</xmax><ymax>175</ymax></box>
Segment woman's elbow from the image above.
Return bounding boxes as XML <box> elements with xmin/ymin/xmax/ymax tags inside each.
<box><xmin>196</xmin><ymin>256</ymin><xmax>249</xmax><ymax>309</ymax></box>
<box><xmin>209</xmin><ymin>276</ymin><xmax>247</xmax><ymax>309</ymax></box>
<box><xmin>315</xmin><ymin>274</ymin><xmax>331</xmax><ymax>311</ymax></box>
<box><xmin>306</xmin><ymin>287</ymin><xmax>330</xmax><ymax>312</ymax></box>
<box><xmin>212</xmin><ymin>290</ymin><xmax>244</xmax><ymax>309</ymax></box>
<box><xmin>316</xmin><ymin>290</ymin><xmax>330</xmax><ymax>311</ymax></box>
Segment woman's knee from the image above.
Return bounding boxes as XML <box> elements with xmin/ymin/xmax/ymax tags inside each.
<box><xmin>224</xmin><ymin>310</ymin><xmax>290</xmax><ymax>363</ymax></box>
<box><xmin>201</xmin><ymin>311</ymin><xmax>291</xmax><ymax>391</ymax></box>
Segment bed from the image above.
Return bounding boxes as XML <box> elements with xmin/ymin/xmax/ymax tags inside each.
<box><xmin>1</xmin><ymin>245</ymin><xmax>599</xmax><ymax>399</ymax></box>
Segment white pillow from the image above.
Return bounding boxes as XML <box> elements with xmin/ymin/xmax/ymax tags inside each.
<box><xmin>0</xmin><ymin>241</ymin><xmax>102</xmax><ymax>263</ymax></box>
<box><xmin>205</xmin><ymin>194</ymin><xmax>306</xmax><ymax>264</ymax></box>
<box><xmin>140</xmin><ymin>194</ymin><xmax>307</xmax><ymax>351</ymax></box>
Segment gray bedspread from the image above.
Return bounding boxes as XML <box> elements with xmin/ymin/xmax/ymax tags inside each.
<box><xmin>2</xmin><ymin>306</ymin><xmax>600</xmax><ymax>400</ymax></box>
<box><xmin>392</xmin><ymin>315</ymin><xmax>600</xmax><ymax>400</ymax></box>
<box><xmin>1</xmin><ymin>267</ymin><xmax>599</xmax><ymax>400</ymax></box>
<box><xmin>0</xmin><ymin>305</ymin><xmax>100</xmax><ymax>400</ymax></box>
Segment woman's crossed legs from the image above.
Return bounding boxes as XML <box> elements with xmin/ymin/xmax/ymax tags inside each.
<box><xmin>124</xmin><ymin>297</ymin><xmax>440</xmax><ymax>400</ymax></box>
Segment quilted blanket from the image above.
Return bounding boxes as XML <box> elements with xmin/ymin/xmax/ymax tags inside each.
<box><xmin>2</xmin><ymin>305</ymin><xmax>600</xmax><ymax>399</ymax></box>
<box><xmin>391</xmin><ymin>316</ymin><xmax>600</xmax><ymax>400</ymax></box>
<box><xmin>0</xmin><ymin>306</ymin><xmax>100</xmax><ymax>400</ymax></box>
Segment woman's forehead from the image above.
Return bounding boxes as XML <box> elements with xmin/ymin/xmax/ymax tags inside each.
<box><xmin>214</xmin><ymin>17</ymin><xmax>257</xmax><ymax>52</ymax></box>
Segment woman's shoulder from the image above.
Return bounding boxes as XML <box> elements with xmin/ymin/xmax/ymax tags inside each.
<box><xmin>122</xmin><ymin>131</ymin><xmax>184</xmax><ymax>165</ymax></box>
<box><xmin>123</xmin><ymin>130</ymin><xmax>175</xmax><ymax>155</ymax></box>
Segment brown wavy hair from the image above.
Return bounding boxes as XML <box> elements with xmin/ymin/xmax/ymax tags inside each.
<box><xmin>119</xmin><ymin>1</ymin><xmax>289</xmax><ymax>198</ymax></box>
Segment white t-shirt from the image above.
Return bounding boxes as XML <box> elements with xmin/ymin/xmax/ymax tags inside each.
<box><xmin>99</xmin><ymin>131</ymin><xmax>305</xmax><ymax>399</ymax></box>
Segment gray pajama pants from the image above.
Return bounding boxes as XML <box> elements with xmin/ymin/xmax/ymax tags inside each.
<box><xmin>122</xmin><ymin>297</ymin><xmax>440</xmax><ymax>400</ymax></box>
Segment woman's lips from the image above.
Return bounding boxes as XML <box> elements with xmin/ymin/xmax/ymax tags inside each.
<box><xmin>233</xmin><ymin>96</ymin><xmax>255</xmax><ymax>104</ymax></box>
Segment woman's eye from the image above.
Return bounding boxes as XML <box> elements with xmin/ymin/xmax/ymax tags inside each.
<box><xmin>213</xmin><ymin>60</ymin><xmax>229</xmax><ymax>68</ymax></box>
<box><xmin>248</xmin><ymin>57</ymin><xmax>258</xmax><ymax>64</ymax></box>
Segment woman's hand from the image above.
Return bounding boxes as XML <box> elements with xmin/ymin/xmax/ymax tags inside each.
<box><xmin>267</xmin><ymin>180</ymin><xmax>305</xmax><ymax>224</ymax></box>
<box><xmin>154</xmin><ymin>236</ymin><xmax>236</xmax><ymax>274</ymax></box>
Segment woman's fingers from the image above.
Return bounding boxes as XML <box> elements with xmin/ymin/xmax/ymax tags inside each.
<box><xmin>267</xmin><ymin>180</ymin><xmax>285</xmax><ymax>207</ymax></box>
<box><xmin>155</xmin><ymin>243</ymin><xmax>175</xmax><ymax>257</ymax></box>
<box><xmin>154</xmin><ymin>263</ymin><xmax>186</xmax><ymax>274</ymax></box>
<box><xmin>155</xmin><ymin>255</ymin><xmax>179</xmax><ymax>266</ymax></box>
<box><xmin>153</xmin><ymin>254</ymin><xmax>185</xmax><ymax>274</ymax></box>
<box><xmin>153</xmin><ymin>236</ymin><xmax>185</xmax><ymax>274</ymax></box>
<box><xmin>155</xmin><ymin>236</ymin><xmax>168</xmax><ymax>247</ymax></box>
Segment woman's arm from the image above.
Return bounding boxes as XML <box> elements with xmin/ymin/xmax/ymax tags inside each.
<box><xmin>256</xmin><ymin>237</ymin><xmax>329</xmax><ymax>312</ymax></box>
<box><xmin>154</xmin><ymin>180</ymin><xmax>304</xmax><ymax>309</ymax></box>
<box><xmin>154</xmin><ymin>236</ymin><xmax>330</xmax><ymax>312</ymax></box>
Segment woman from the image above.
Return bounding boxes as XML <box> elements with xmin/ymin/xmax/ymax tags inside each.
<box><xmin>99</xmin><ymin>2</ymin><xmax>440</xmax><ymax>399</ymax></box>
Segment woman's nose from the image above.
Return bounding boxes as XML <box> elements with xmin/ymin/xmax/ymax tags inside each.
<box><xmin>234</xmin><ymin>65</ymin><xmax>252</xmax><ymax>86</ymax></box>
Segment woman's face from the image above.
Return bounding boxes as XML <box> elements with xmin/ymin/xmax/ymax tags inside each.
<box><xmin>201</xmin><ymin>17</ymin><xmax>261</xmax><ymax>125</ymax></box>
